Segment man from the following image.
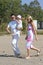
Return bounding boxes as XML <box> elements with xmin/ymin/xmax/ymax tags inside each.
<box><xmin>6</xmin><ymin>14</ymin><xmax>20</xmax><ymax>57</ymax></box>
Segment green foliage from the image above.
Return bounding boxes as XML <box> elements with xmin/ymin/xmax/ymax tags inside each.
<box><xmin>28</xmin><ymin>0</ymin><xmax>43</xmax><ymax>21</ymax></box>
<box><xmin>0</xmin><ymin>23</ymin><xmax>7</xmax><ymax>32</ymax></box>
<box><xmin>0</xmin><ymin>0</ymin><xmax>22</xmax><ymax>22</ymax></box>
<box><xmin>22</xmin><ymin>20</ymin><xmax>26</xmax><ymax>33</ymax></box>
<box><xmin>0</xmin><ymin>0</ymin><xmax>43</xmax><ymax>34</ymax></box>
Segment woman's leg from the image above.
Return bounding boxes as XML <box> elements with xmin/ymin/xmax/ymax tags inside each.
<box><xmin>26</xmin><ymin>49</ymin><xmax>30</xmax><ymax>59</ymax></box>
<box><xmin>31</xmin><ymin>46</ymin><xmax>40</xmax><ymax>51</ymax></box>
<box><xmin>27</xmin><ymin>49</ymin><xmax>30</xmax><ymax>56</ymax></box>
<box><xmin>31</xmin><ymin>45</ymin><xmax>40</xmax><ymax>55</ymax></box>
<box><xmin>26</xmin><ymin>41</ymin><xmax>31</xmax><ymax>59</ymax></box>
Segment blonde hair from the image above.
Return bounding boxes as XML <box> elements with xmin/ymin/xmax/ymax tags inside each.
<box><xmin>27</xmin><ymin>15</ymin><xmax>33</xmax><ymax>23</ymax></box>
<box><xmin>27</xmin><ymin>15</ymin><xmax>33</xmax><ymax>19</ymax></box>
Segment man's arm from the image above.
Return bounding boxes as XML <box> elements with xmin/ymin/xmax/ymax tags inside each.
<box><xmin>6</xmin><ymin>26</ymin><xmax>11</xmax><ymax>34</ymax></box>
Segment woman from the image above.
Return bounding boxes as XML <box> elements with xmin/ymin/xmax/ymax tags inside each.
<box><xmin>25</xmin><ymin>15</ymin><xmax>40</xmax><ymax>59</ymax></box>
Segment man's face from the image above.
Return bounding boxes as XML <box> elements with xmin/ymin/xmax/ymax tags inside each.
<box><xmin>11</xmin><ymin>15</ymin><xmax>16</xmax><ymax>20</ymax></box>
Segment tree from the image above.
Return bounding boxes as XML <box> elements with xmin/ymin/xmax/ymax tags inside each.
<box><xmin>28</xmin><ymin>0</ymin><xmax>43</xmax><ymax>21</ymax></box>
<box><xmin>0</xmin><ymin>0</ymin><xmax>23</xmax><ymax>32</ymax></box>
<box><xmin>21</xmin><ymin>3</ymin><xmax>29</xmax><ymax>17</ymax></box>
<box><xmin>0</xmin><ymin>0</ymin><xmax>22</xmax><ymax>23</ymax></box>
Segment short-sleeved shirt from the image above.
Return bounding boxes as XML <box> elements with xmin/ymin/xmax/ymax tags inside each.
<box><xmin>7</xmin><ymin>20</ymin><xmax>18</xmax><ymax>35</ymax></box>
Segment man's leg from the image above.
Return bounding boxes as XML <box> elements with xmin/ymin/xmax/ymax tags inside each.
<box><xmin>12</xmin><ymin>35</ymin><xmax>20</xmax><ymax>56</ymax></box>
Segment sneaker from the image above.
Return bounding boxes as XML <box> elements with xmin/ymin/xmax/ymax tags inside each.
<box><xmin>14</xmin><ymin>51</ymin><xmax>20</xmax><ymax>57</ymax></box>
<box><xmin>15</xmin><ymin>53</ymin><xmax>20</xmax><ymax>57</ymax></box>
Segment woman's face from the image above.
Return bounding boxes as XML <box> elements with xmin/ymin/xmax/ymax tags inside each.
<box><xmin>27</xmin><ymin>17</ymin><xmax>31</xmax><ymax>23</ymax></box>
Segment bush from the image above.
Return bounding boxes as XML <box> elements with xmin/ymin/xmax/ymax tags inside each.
<box><xmin>37</xmin><ymin>30</ymin><xmax>43</xmax><ymax>35</ymax></box>
<box><xmin>22</xmin><ymin>20</ymin><xmax>26</xmax><ymax>33</ymax></box>
<box><xmin>0</xmin><ymin>23</ymin><xmax>7</xmax><ymax>32</ymax></box>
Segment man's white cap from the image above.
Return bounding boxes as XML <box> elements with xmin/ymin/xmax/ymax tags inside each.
<box><xmin>17</xmin><ymin>15</ymin><xmax>22</xmax><ymax>19</ymax></box>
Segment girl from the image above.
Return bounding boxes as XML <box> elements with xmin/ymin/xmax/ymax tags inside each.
<box><xmin>25</xmin><ymin>15</ymin><xmax>40</xmax><ymax>59</ymax></box>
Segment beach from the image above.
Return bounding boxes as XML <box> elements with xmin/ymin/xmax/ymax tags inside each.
<box><xmin>0</xmin><ymin>35</ymin><xmax>43</xmax><ymax>65</ymax></box>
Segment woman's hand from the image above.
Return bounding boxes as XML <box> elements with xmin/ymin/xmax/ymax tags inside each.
<box><xmin>35</xmin><ymin>35</ymin><xmax>38</xmax><ymax>41</ymax></box>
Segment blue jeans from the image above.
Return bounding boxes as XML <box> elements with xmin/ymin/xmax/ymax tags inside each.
<box><xmin>12</xmin><ymin>34</ymin><xmax>20</xmax><ymax>55</ymax></box>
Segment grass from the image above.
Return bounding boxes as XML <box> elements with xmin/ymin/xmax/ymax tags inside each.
<box><xmin>0</xmin><ymin>31</ymin><xmax>10</xmax><ymax>36</ymax></box>
<box><xmin>37</xmin><ymin>30</ymin><xmax>43</xmax><ymax>35</ymax></box>
<box><xmin>0</xmin><ymin>30</ymin><xmax>43</xmax><ymax>36</ymax></box>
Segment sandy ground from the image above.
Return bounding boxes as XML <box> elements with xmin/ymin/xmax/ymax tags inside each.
<box><xmin>0</xmin><ymin>34</ymin><xmax>43</xmax><ymax>65</ymax></box>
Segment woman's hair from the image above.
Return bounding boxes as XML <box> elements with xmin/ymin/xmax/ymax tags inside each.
<box><xmin>27</xmin><ymin>15</ymin><xmax>33</xmax><ymax>23</ymax></box>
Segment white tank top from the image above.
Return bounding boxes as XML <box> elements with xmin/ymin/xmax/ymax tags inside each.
<box><xmin>27</xmin><ymin>24</ymin><xmax>33</xmax><ymax>36</ymax></box>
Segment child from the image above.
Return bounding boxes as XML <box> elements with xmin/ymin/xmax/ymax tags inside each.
<box><xmin>25</xmin><ymin>15</ymin><xmax>40</xmax><ymax>59</ymax></box>
<box><xmin>16</xmin><ymin>15</ymin><xmax>23</xmax><ymax>37</ymax></box>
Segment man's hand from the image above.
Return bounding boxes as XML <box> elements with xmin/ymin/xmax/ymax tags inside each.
<box><xmin>16</xmin><ymin>27</ymin><xmax>23</xmax><ymax>30</ymax></box>
<box><xmin>6</xmin><ymin>27</ymin><xmax>11</xmax><ymax>34</ymax></box>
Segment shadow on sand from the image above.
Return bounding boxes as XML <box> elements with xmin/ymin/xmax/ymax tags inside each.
<box><xmin>0</xmin><ymin>54</ymin><xmax>41</xmax><ymax>59</ymax></box>
<box><xmin>0</xmin><ymin>54</ymin><xmax>25</xmax><ymax>59</ymax></box>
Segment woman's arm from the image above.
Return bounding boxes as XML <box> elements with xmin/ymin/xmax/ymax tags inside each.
<box><xmin>31</xmin><ymin>22</ymin><xmax>38</xmax><ymax>40</ymax></box>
